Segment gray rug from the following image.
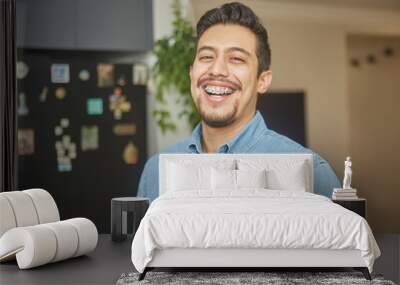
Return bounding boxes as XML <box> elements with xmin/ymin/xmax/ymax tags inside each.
<box><xmin>116</xmin><ymin>271</ymin><xmax>396</xmax><ymax>285</ymax></box>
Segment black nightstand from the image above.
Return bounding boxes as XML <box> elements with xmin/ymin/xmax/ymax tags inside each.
<box><xmin>111</xmin><ymin>197</ymin><xmax>149</xmax><ymax>242</ymax></box>
<box><xmin>332</xmin><ymin>198</ymin><xmax>366</xmax><ymax>218</ymax></box>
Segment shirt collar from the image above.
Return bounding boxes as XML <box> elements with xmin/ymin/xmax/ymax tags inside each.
<box><xmin>188</xmin><ymin>123</ymin><xmax>203</xmax><ymax>153</ymax></box>
<box><xmin>187</xmin><ymin>110</ymin><xmax>268</xmax><ymax>154</ymax></box>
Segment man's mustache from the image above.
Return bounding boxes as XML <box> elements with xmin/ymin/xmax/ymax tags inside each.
<box><xmin>197</xmin><ymin>77</ymin><xmax>241</xmax><ymax>91</ymax></box>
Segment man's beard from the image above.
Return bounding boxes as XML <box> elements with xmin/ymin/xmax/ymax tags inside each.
<box><xmin>197</xmin><ymin>98</ymin><xmax>239</xmax><ymax>128</ymax></box>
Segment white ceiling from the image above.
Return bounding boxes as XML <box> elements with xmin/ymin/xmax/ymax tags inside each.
<box><xmin>189</xmin><ymin>0</ymin><xmax>400</xmax><ymax>36</ymax></box>
<box><xmin>190</xmin><ymin>0</ymin><xmax>400</xmax><ymax>11</ymax></box>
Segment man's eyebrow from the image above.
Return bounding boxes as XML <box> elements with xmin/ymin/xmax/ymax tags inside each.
<box><xmin>197</xmin><ymin>46</ymin><xmax>216</xmax><ymax>53</ymax></box>
<box><xmin>226</xmin><ymin>47</ymin><xmax>251</xmax><ymax>56</ymax></box>
<box><xmin>197</xmin><ymin>46</ymin><xmax>251</xmax><ymax>56</ymax></box>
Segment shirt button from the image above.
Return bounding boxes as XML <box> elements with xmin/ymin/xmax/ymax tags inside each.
<box><xmin>220</xmin><ymin>145</ymin><xmax>229</xmax><ymax>153</ymax></box>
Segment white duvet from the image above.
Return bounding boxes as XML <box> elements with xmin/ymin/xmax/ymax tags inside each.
<box><xmin>131</xmin><ymin>190</ymin><xmax>380</xmax><ymax>273</ymax></box>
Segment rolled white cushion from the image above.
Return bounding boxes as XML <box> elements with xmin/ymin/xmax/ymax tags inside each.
<box><xmin>64</xmin><ymin>218</ymin><xmax>98</xmax><ymax>257</ymax></box>
<box><xmin>0</xmin><ymin>218</ymin><xmax>97</xmax><ymax>269</ymax></box>
<box><xmin>42</xmin><ymin>221</ymin><xmax>79</xmax><ymax>262</ymax></box>
<box><xmin>23</xmin><ymin>189</ymin><xmax>60</xmax><ymax>223</ymax></box>
<box><xmin>0</xmin><ymin>191</ymin><xmax>39</xmax><ymax>227</ymax></box>
<box><xmin>0</xmin><ymin>195</ymin><xmax>17</xmax><ymax>238</ymax></box>
<box><xmin>0</xmin><ymin>225</ymin><xmax>57</xmax><ymax>269</ymax></box>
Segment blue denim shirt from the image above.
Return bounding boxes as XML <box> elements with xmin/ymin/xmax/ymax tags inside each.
<box><xmin>137</xmin><ymin>111</ymin><xmax>340</xmax><ymax>201</ymax></box>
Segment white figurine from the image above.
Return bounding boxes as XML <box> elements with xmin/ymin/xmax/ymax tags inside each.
<box><xmin>343</xmin><ymin>156</ymin><xmax>352</xmax><ymax>189</ymax></box>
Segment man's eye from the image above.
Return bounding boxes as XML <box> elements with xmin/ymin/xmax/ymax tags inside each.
<box><xmin>199</xmin><ymin>56</ymin><xmax>213</xmax><ymax>61</ymax></box>
<box><xmin>231</xmin><ymin>57</ymin><xmax>245</xmax><ymax>63</ymax></box>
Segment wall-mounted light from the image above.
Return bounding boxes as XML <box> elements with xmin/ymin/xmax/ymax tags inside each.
<box><xmin>366</xmin><ymin>54</ymin><xmax>376</xmax><ymax>64</ymax></box>
<box><xmin>350</xmin><ymin>58</ymin><xmax>360</xmax><ymax>68</ymax></box>
<box><xmin>383</xmin><ymin>47</ymin><xmax>394</xmax><ymax>57</ymax></box>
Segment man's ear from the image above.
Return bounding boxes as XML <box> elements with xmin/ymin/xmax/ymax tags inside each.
<box><xmin>257</xmin><ymin>70</ymin><xmax>272</xmax><ymax>94</ymax></box>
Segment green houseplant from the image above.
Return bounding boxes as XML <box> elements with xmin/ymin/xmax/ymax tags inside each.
<box><xmin>152</xmin><ymin>0</ymin><xmax>200</xmax><ymax>134</ymax></box>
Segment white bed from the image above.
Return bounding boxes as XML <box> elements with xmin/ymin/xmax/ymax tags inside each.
<box><xmin>131</xmin><ymin>154</ymin><xmax>380</xmax><ymax>280</ymax></box>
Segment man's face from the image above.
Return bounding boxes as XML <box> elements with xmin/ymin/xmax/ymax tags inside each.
<box><xmin>190</xmin><ymin>24</ymin><xmax>271</xmax><ymax>128</ymax></box>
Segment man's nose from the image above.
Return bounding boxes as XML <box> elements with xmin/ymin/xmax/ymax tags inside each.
<box><xmin>208</xmin><ymin>56</ymin><xmax>229</xmax><ymax>77</ymax></box>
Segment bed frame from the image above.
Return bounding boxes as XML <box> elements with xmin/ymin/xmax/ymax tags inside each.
<box><xmin>138</xmin><ymin>154</ymin><xmax>372</xmax><ymax>281</ymax></box>
<box><xmin>139</xmin><ymin>248</ymin><xmax>371</xmax><ymax>280</ymax></box>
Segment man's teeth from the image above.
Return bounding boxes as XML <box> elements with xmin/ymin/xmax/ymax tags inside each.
<box><xmin>204</xmin><ymin>86</ymin><xmax>233</xmax><ymax>95</ymax></box>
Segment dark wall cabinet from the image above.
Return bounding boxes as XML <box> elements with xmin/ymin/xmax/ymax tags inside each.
<box><xmin>17</xmin><ymin>0</ymin><xmax>76</xmax><ymax>49</ymax></box>
<box><xmin>17</xmin><ymin>0</ymin><xmax>153</xmax><ymax>51</ymax></box>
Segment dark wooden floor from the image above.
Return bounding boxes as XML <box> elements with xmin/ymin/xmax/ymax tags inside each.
<box><xmin>0</xmin><ymin>234</ymin><xmax>398</xmax><ymax>284</ymax></box>
<box><xmin>0</xmin><ymin>235</ymin><xmax>134</xmax><ymax>285</ymax></box>
<box><xmin>373</xmin><ymin>234</ymin><xmax>400</xmax><ymax>284</ymax></box>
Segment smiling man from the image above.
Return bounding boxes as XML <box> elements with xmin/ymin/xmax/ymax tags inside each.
<box><xmin>137</xmin><ymin>2</ymin><xmax>340</xmax><ymax>201</ymax></box>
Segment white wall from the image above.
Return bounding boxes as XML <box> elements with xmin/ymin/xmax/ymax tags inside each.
<box><xmin>189</xmin><ymin>0</ymin><xmax>400</xmax><ymax>176</ymax></box>
<box><xmin>143</xmin><ymin>0</ymin><xmax>400</xmax><ymax>232</ymax></box>
<box><xmin>147</xmin><ymin>0</ymin><xmax>193</xmax><ymax>156</ymax></box>
<box><xmin>188</xmin><ymin>0</ymin><xmax>400</xmax><ymax>232</ymax></box>
<box><xmin>115</xmin><ymin>0</ymin><xmax>194</xmax><ymax>157</ymax></box>
<box><xmin>265</xmin><ymin>21</ymin><xmax>348</xmax><ymax>174</ymax></box>
<box><xmin>347</xmin><ymin>35</ymin><xmax>400</xmax><ymax>233</ymax></box>
<box><xmin>148</xmin><ymin>0</ymin><xmax>400</xmax><ymax>184</ymax></box>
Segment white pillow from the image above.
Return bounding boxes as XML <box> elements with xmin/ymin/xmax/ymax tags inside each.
<box><xmin>167</xmin><ymin>162</ymin><xmax>211</xmax><ymax>191</ymax></box>
<box><xmin>236</xmin><ymin>169</ymin><xmax>267</xmax><ymax>189</ymax></box>
<box><xmin>211</xmin><ymin>168</ymin><xmax>268</xmax><ymax>190</ymax></box>
<box><xmin>167</xmin><ymin>158</ymin><xmax>236</xmax><ymax>171</ymax></box>
<box><xmin>266</xmin><ymin>165</ymin><xmax>307</xmax><ymax>191</ymax></box>
<box><xmin>237</xmin><ymin>159</ymin><xmax>309</xmax><ymax>191</ymax></box>
<box><xmin>211</xmin><ymin>168</ymin><xmax>236</xmax><ymax>190</ymax></box>
<box><xmin>166</xmin><ymin>159</ymin><xmax>236</xmax><ymax>192</ymax></box>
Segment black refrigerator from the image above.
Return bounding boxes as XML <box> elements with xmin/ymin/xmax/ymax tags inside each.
<box><xmin>17</xmin><ymin>49</ymin><xmax>147</xmax><ymax>233</ymax></box>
